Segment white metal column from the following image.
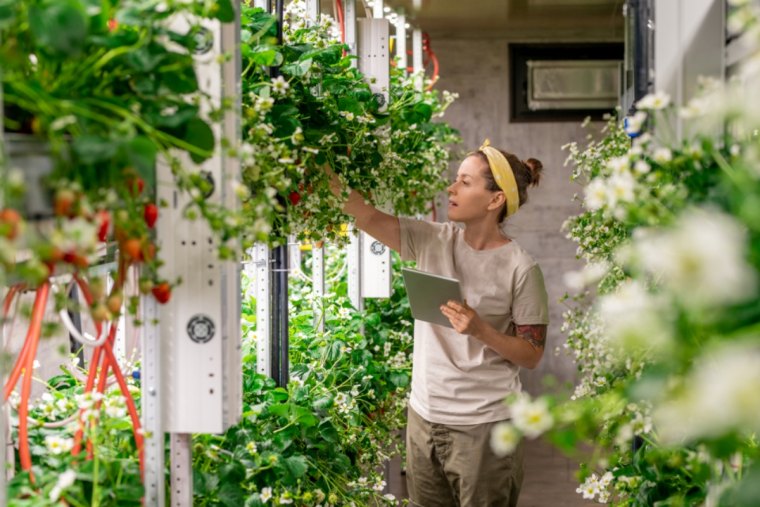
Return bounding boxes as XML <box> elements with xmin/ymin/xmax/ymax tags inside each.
<box><xmin>412</xmin><ymin>28</ymin><xmax>424</xmax><ymax>90</ymax></box>
<box><xmin>312</xmin><ymin>244</ymin><xmax>325</xmax><ymax>332</ymax></box>
<box><xmin>254</xmin><ymin>243</ymin><xmax>272</xmax><ymax>375</ymax></box>
<box><xmin>141</xmin><ymin>297</ymin><xmax>164</xmax><ymax>507</ymax></box>
<box><xmin>347</xmin><ymin>228</ymin><xmax>363</xmax><ymax>311</ymax></box>
<box><xmin>306</xmin><ymin>0</ymin><xmax>320</xmax><ymax>24</ymax></box>
<box><xmin>373</xmin><ymin>0</ymin><xmax>384</xmax><ymax>18</ymax></box>
<box><xmin>654</xmin><ymin>0</ymin><xmax>724</xmax><ymax>140</ymax></box>
<box><xmin>288</xmin><ymin>235</ymin><xmax>302</xmax><ymax>274</ymax></box>
<box><xmin>395</xmin><ymin>13</ymin><xmax>407</xmax><ymax>74</ymax></box>
<box><xmin>357</xmin><ymin>18</ymin><xmax>392</xmax><ymax>299</ymax></box>
<box><xmin>169</xmin><ymin>434</ymin><xmax>193</xmax><ymax>507</ymax></box>
<box><xmin>344</xmin><ymin>0</ymin><xmax>358</xmax><ymax>66</ymax></box>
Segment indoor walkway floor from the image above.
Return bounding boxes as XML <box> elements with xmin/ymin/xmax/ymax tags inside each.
<box><xmin>388</xmin><ymin>438</ymin><xmax>597</xmax><ymax>506</ymax></box>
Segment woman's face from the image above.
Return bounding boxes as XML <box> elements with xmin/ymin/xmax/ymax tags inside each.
<box><xmin>447</xmin><ymin>156</ymin><xmax>503</xmax><ymax>223</ymax></box>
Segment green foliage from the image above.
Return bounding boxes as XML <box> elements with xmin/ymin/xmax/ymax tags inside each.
<box><xmin>238</xmin><ymin>4</ymin><xmax>460</xmax><ymax>245</ymax></box>
<box><xmin>193</xmin><ymin>249</ymin><xmax>413</xmax><ymax>505</ymax></box>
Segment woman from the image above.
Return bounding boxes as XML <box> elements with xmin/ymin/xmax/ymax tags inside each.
<box><xmin>331</xmin><ymin>140</ymin><xmax>549</xmax><ymax>507</ymax></box>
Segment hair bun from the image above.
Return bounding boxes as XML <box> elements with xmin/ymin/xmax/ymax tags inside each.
<box><xmin>523</xmin><ymin>158</ymin><xmax>543</xmax><ymax>187</ymax></box>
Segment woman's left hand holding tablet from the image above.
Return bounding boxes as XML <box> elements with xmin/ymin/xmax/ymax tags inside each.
<box><xmin>440</xmin><ymin>299</ymin><xmax>484</xmax><ymax>336</ymax></box>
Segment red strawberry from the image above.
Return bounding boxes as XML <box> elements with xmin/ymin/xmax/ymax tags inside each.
<box><xmin>0</xmin><ymin>208</ymin><xmax>22</xmax><ymax>240</ymax></box>
<box><xmin>106</xmin><ymin>292</ymin><xmax>123</xmax><ymax>315</ymax></box>
<box><xmin>122</xmin><ymin>238</ymin><xmax>143</xmax><ymax>261</ymax></box>
<box><xmin>288</xmin><ymin>191</ymin><xmax>301</xmax><ymax>206</ymax></box>
<box><xmin>54</xmin><ymin>189</ymin><xmax>77</xmax><ymax>217</ymax></box>
<box><xmin>151</xmin><ymin>282</ymin><xmax>171</xmax><ymax>304</ymax></box>
<box><xmin>144</xmin><ymin>203</ymin><xmax>158</xmax><ymax>228</ymax></box>
<box><xmin>107</xmin><ymin>18</ymin><xmax>118</xmax><ymax>32</ymax></box>
<box><xmin>125</xmin><ymin>175</ymin><xmax>145</xmax><ymax>196</ymax></box>
<box><xmin>96</xmin><ymin>210</ymin><xmax>111</xmax><ymax>242</ymax></box>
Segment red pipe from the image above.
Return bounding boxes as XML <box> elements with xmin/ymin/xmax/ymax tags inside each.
<box><xmin>335</xmin><ymin>0</ymin><xmax>346</xmax><ymax>44</ymax></box>
<box><xmin>17</xmin><ymin>283</ymin><xmax>51</xmax><ymax>479</ymax></box>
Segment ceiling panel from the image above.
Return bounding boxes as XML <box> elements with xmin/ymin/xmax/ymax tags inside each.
<box><xmin>381</xmin><ymin>0</ymin><xmax>624</xmax><ymax>39</ymax></box>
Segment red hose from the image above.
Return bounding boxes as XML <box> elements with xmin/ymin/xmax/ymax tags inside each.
<box><xmin>17</xmin><ymin>283</ymin><xmax>51</xmax><ymax>480</ymax></box>
<box><xmin>71</xmin><ymin>269</ymin><xmax>144</xmax><ymax>476</ymax></box>
<box><xmin>335</xmin><ymin>0</ymin><xmax>346</xmax><ymax>44</ymax></box>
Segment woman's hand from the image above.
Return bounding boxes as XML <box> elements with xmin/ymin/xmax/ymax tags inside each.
<box><xmin>440</xmin><ymin>299</ymin><xmax>486</xmax><ymax>337</ymax></box>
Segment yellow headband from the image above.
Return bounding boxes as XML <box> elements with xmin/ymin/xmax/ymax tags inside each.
<box><xmin>478</xmin><ymin>139</ymin><xmax>520</xmax><ymax>218</ymax></box>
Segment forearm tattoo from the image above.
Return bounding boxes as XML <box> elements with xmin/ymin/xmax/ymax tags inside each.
<box><xmin>516</xmin><ymin>324</ymin><xmax>547</xmax><ymax>350</ymax></box>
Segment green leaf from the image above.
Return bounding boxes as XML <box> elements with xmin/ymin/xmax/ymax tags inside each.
<box><xmin>183</xmin><ymin>118</ymin><xmax>215</xmax><ymax>163</ymax></box>
<box><xmin>72</xmin><ymin>136</ymin><xmax>117</xmax><ymax>164</ymax></box>
<box><xmin>218</xmin><ymin>481</ymin><xmax>245</xmax><ymax>507</ymax></box>
<box><xmin>215</xmin><ymin>0</ymin><xmax>235</xmax><ymax>22</ymax></box>
<box><xmin>318</xmin><ymin>420</ymin><xmax>339</xmax><ymax>443</ymax></box>
<box><xmin>121</xmin><ymin>136</ymin><xmax>158</xmax><ymax>177</ymax></box>
<box><xmin>0</xmin><ymin>0</ymin><xmax>17</xmax><ymax>27</ymax></box>
<box><xmin>282</xmin><ymin>58</ymin><xmax>313</xmax><ymax>78</ymax></box>
<box><xmin>127</xmin><ymin>43</ymin><xmax>168</xmax><ymax>72</ymax></box>
<box><xmin>160</xmin><ymin>54</ymin><xmax>199</xmax><ymax>94</ymax></box>
<box><xmin>249</xmin><ymin>47</ymin><xmax>281</xmax><ymax>67</ymax></box>
<box><xmin>293</xmin><ymin>406</ymin><xmax>318</xmax><ymax>428</ymax></box>
<box><xmin>283</xmin><ymin>455</ymin><xmax>309</xmax><ymax>479</ymax></box>
<box><xmin>29</xmin><ymin>0</ymin><xmax>88</xmax><ymax>58</ymax></box>
<box><xmin>267</xmin><ymin>403</ymin><xmax>289</xmax><ymax>417</ymax></box>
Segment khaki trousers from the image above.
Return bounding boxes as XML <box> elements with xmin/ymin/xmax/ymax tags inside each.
<box><xmin>406</xmin><ymin>407</ymin><xmax>524</xmax><ymax>507</ymax></box>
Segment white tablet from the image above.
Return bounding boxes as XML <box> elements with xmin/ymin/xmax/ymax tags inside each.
<box><xmin>401</xmin><ymin>267</ymin><xmax>463</xmax><ymax>329</ymax></box>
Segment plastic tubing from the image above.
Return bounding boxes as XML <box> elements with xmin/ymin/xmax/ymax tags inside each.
<box><xmin>17</xmin><ymin>282</ymin><xmax>51</xmax><ymax>477</ymax></box>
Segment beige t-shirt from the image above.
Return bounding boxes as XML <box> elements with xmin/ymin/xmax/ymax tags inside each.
<box><xmin>399</xmin><ymin>217</ymin><xmax>550</xmax><ymax>425</ymax></box>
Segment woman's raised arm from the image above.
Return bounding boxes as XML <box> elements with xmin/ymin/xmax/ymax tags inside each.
<box><xmin>327</xmin><ymin>167</ymin><xmax>401</xmax><ymax>252</ymax></box>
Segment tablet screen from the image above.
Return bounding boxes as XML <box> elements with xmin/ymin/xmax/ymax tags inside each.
<box><xmin>401</xmin><ymin>267</ymin><xmax>462</xmax><ymax>328</ymax></box>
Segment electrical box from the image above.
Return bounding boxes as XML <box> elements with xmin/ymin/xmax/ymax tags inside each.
<box><xmin>358</xmin><ymin>18</ymin><xmax>391</xmax><ymax>111</ymax></box>
<box><xmin>361</xmin><ymin>232</ymin><xmax>392</xmax><ymax>298</ymax></box>
<box><xmin>157</xmin><ymin>14</ymin><xmax>241</xmax><ymax>434</ymax></box>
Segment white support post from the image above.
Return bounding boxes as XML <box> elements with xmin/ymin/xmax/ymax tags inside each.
<box><xmin>306</xmin><ymin>0</ymin><xmax>320</xmax><ymax>25</ymax></box>
<box><xmin>373</xmin><ymin>0</ymin><xmax>384</xmax><ymax>19</ymax></box>
<box><xmin>157</xmin><ymin>2</ymin><xmax>241</xmax><ymax>435</ymax></box>
<box><xmin>169</xmin><ymin>434</ymin><xmax>193</xmax><ymax>507</ymax></box>
<box><xmin>312</xmin><ymin>244</ymin><xmax>325</xmax><ymax>333</ymax></box>
<box><xmin>347</xmin><ymin>227</ymin><xmax>363</xmax><ymax>312</ymax></box>
<box><xmin>653</xmin><ymin>0</ymin><xmax>724</xmax><ymax>140</ymax></box>
<box><xmin>288</xmin><ymin>235</ymin><xmax>302</xmax><ymax>274</ymax></box>
<box><xmin>412</xmin><ymin>28</ymin><xmax>424</xmax><ymax>90</ymax></box>
<box><xmin>356</xmin><ymin>18</ymin><xmax>392</xmax><ymax>299</ymax></box>
<box><xmin>344</xmin><ymin>0</ymin><xmax>358</xmax><ymax>66</ymax></box>
<box><xmin>141</xmin><ymin>297</ymin><xmax>164</xmax><ymax>507</ymax></box>
<box><xmin>395</xmin><ymin>13</ymin><xmax>407</xmax><ymax>74</ymax></box>
<box><xmin>254</xmin><ymin>0</ymin><xmax>269</xmax><ymax>11</ymax></box>
<box><xmin>255</xmin><ymin>243</ymin><xmax>272</xmax><ymax>375</ymax></box>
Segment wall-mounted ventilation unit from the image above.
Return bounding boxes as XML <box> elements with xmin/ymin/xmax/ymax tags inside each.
<box><xmin>511</xmin><ymin>43</ymin><xmax>624</xmax><ymax>122</ymax></box>
<box><xmin>527</xmin><ymin>60</ymin><xmax>622</xmax><ymax>110</ymax></box>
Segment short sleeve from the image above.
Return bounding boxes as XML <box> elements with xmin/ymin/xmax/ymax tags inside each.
<box><xmin>511</xmin><ymin>264</ymin><xmax>550</xmax><ymax>325</ymax></box>
<box><xmin>399</xmin><ymin>217</ymin><xmax>441</xmax><ymax>262</ymax></box>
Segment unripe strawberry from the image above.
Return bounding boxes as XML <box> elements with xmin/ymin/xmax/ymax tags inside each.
<box><xmin>106</xmin><ymin>292</ymin><xmax>123</xmax><ymax>315</ymax></box>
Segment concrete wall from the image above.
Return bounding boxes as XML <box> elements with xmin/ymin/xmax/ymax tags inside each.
<box><xmin>433</xmin><ymin>39</ymin><xmax>603</xmax><ymax>396</ymax></box>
